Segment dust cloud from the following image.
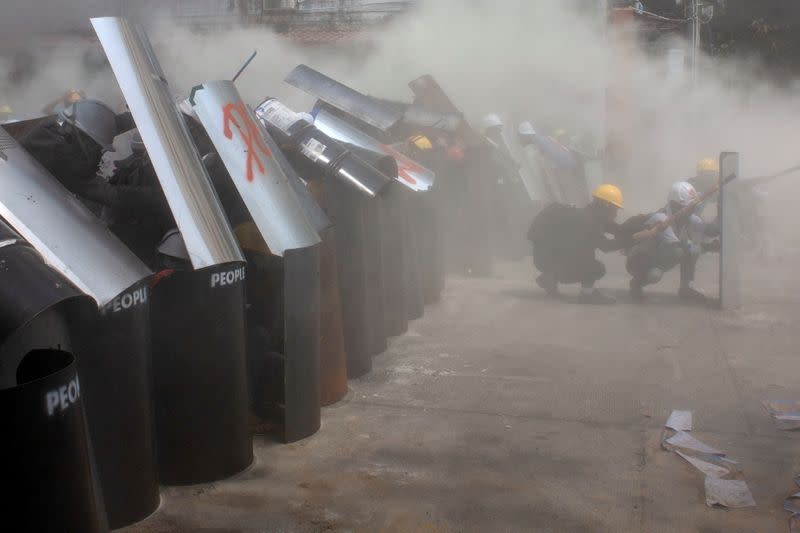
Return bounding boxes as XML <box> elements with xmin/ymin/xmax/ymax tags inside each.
<box><xmin>3</xmin><ymin>0</ymin><xmax>799</xmax><ymax>247</ymax></box>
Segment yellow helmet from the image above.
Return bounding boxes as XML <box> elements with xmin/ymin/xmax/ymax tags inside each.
<box><xmin>0</xmin><ymin>104</ymin><xmax>12</xmax><ymax>114</ymax></box>
<box><xmin>592</xmin><ymin>184</ymin><xmax>624</xmax><ymax>209</ymax></box>
<box><xmin>409</xmin><ymin>135</ymin><xmax>433</xmax><ymax>151</ymax></box>
<box><xmin>696</xmin><ymin>157</ymin><xmax>719</xmax><ymax>174</ymax></box>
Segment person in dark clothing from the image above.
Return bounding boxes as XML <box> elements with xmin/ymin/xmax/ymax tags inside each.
<box><xmin>20</xmin><ymin>99</ymin><xmax>119</xmax><ymax>199</ymax></box>
<box><xmin>528</xmin><ymin>184</ymin><xmax>629</xmax><ymax>305</ymax></box>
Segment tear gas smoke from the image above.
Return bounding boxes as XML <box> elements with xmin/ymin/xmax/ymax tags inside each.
<box><xmin>2</xmin><ymin>0</ymin><xmax>799</xmax><ymax>248</ymax></box>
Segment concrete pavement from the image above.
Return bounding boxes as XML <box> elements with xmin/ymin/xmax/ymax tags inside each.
<box><xmin>124</xmin><ymin>252</ymin><xmax>800</xmax><ymax>532</ymax></box>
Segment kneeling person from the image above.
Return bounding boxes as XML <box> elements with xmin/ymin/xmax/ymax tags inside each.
<box><xmin>528</xmin><ymin>184</ymin><xmax>629</xmax><ymax>305</ymax></box>
<box><xmin>626</xmin><ymin>181</ymin><xmax>719</xmax><ymax>303</ymax></box>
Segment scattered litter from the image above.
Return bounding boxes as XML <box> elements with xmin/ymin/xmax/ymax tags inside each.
<box><xmin>675</xmin><ymin>451</ymin><xmax>738</xmax><ymax>479</ymax></box>
<box><xmin>664</xmin><ymin>431</ymin><xmax>724</xmax><ymax>456</ymax></box>
<box><xmin>791</xmin><ymin>513</ymin><xmax>800</xmax><ymax>533</ymax></box>
<box><xmin>784</xmin><ymin>493</ymin><xmax>800</xmax><ymax>514</ymax></box>
<box><xmin>704</xmin><ymin>477</ymin><xmax>756</xmax><ymax>509</ymax></box>
<box><xmin>665</xmin><ymin>410</ymin><xmax>693</xmax><ymax>431</ymax></box>
<box><xmin>763</xmin><ymin>400</ymin><xmax>800</xmax><ymax>430</ymax></box>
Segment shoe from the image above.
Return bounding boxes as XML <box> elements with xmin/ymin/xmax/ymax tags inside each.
<box><xmin>629</xmin><ymin>279</ymin><xmax>644</xmax><ymax>303</ymax></box>
<box><xmin>536</xmin><ymin>273</ymin><xmax>559</xmax><ymax>297</ymax></box>
<box><xmin>578</xmin><ymin>289</ymin><xmax>616</xmax><ymax>305</ymax></box>
<box><xmin>678</xmin><ymin>286</ymin><xmax>706</xmax><ymax>303</ymax></box>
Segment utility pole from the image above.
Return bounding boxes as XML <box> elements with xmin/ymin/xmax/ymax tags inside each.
<box><xmin>691</xmin><ymin>0</ymin><xmax>700</xmax><ymax>84</ymax></box>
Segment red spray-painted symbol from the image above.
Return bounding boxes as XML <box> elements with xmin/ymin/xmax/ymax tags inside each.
<box><xmin>383</xmin><ymin>145</ymin><xmax>420</xmax><ymax>186</ymax></box>
<box><xmin>223</xmin><ymin>101</ymin><xmax>272</xmax><ymax>183</ymax></box>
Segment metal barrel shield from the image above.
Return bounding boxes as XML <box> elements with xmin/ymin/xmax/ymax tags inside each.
<box><xmin>191</xmin><ymin>81</ymin><xmax>320</xmax><ymax>257</ymax></box>
<box><xmin>256</xmin><ymin>99</ymin><xmax>391</xmax><ymax>197</ymax></box>
<box><xmin>92</xmin><ymin>17</ymin><xmax>243</xmax><ymax>269</ymax></box>
<box><xmin>0</xmin><ymin>220</ymin><xmax>91</xmax><ymax>354</ymax></box>
<box><xmin>73</xmin><ymin>281</ymin><xmax>160</xmax><ymax>528</ymax></box>
<box><xmin>282</xmin><ymin>244</ymin><xmax>322</xmax><ymax>441</ymax></box>
<box><xmin>0</xmin><ymin>131</ymin><xmax>160</xmax><ymax>526</ymax></box>
<box><xmin>277</xmin><ymin>157</ymin><xmax>346</xmax><ymax>406</ymax></box>
<box><xmin>313</xmin><ymin>106</ymin><xmax>436</xmax><ymax>193</ymax></box>
<box><xmin>0</xmin><ymin>349</ymin><xmax>108</xmax><ymax>533</ymax></box>
<box><xmin>150</xmin><ymin>263</ymin><xmax>252</xmax><ymax>484</ymax></box>
<box><xmin>378</xmin><ymin>185</ymin><xmax>411</xmax><ymax>336</ymax></box>
<box><xmin>285</xmin><ymin>64</ymin><xmax>404</xmax><ymax>132</ymax></box>
<box><xmin>315</xmin><ymin>221</ymin><xmax>348</xmax><ymax>405</ymax></box>
<box><xmin>324</xmin><ymin>175</ymin><xmax>373</xmax><ymax>378</ymax></box>
<box><xmin>0</xmin><ymin>127</ymin><xmax>152</xmax><ymax>307</ymax></box>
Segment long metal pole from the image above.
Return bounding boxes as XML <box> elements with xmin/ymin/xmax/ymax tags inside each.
<box><xmin>691</xmin><ymin>0</ymin><xmax>699</xmax><ymax>84</ymax></box>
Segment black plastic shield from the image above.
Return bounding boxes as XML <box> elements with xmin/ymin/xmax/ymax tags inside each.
<box><xmin>150</xmin><ymin>262</ymin><xmax>252</xmax><ymax>484</ymax></box>
<box><xmin>1</xmin><ymin>349</ymin><xmax>108</xmax><ymax>533</ymax></box>
<box><xmin>282</xmin><ymin>244</ymin><xmax>321</xmax><ymax>442</ymax></box>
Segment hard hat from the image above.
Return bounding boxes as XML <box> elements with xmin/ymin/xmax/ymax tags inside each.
<box><xmin>696</xmin><ymin>157</ymin><xmax>719</xmax><ymax>175</ymax></box>
<box><xmin>59</xmin><ymin>99</ymin><xmax>117</xmax><ymax>151</ymax></box>
<box><xmin>518</xmin><ymin>121</ymin><xmax>536</xmax><ymax>137</ymax></box>
<box><xmin>668</xmin><ymin>181</ymin><xmax>699</xmax><ymax>207</ymax></box>
<box><xmin>553</xmin><ymin>128</ymin><xmax>567</xmax><ymax>139</ymax></box>
<box><xmin>482</xmin><ymin>113</ymin><xmax>503</xmax><ymax>131</ymax></box>
<box><xmin>592</xmin><ymin>184</ymin><xmax>624</xmax><ymax>209</ymax></box>
<box><xmin>409</xmin><ymin>135</ymin><xmax>433</xmax><ymax>151</ymax></box>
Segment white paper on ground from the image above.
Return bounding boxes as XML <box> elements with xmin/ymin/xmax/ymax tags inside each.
<box><xmin>665</xmin><ymin>410</ymin><xmax>693</xmax><ymax>431</ymax></box>
<box><xmin>665</xmin><ymin>431</ymin><xmax>724</xmax><ymax>456</ymax></box>
<box><xmin>763</xmin><ymin>400</ymin><xmax>800</xmax><ymax>430</ymax></box>
<box><xmin>675</xmin><ymin>451</ymin><xmax>735</xmax><ymax>479</ymax></box>
<box><xmin>705</xmin><ymin>477</ymin><xmax>756</xmax><ymax>508</ymax></box>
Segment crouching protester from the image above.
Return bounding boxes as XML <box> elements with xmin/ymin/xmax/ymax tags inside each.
<box><xmin>626</xmin><ymin>181</ymin><xmax>720</xmax><ymax>303</ymax></box>
<box><xmin>527</xmin><ymin>184</ymin><xmax>631</xmax><ymax>305</ymax></box>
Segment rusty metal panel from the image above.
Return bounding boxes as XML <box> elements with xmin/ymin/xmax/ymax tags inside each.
<box><xmin>191</xmin><ymin>80</ymin><xmax>320</xmax><ymax>256</ymax></box>
<box><xmin>92</xmin><ymin>17</ymin><xmax>243</xmax><ymax>269</ymax></box>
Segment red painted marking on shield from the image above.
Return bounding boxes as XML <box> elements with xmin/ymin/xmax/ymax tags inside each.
<box><xmin>382</xmin><ymin>145</ymin><xmax>420</xmax><ymax>185</ymax></box>
<box><xmin>222</xmin><ymin>101</ymin><xmax>272</xmax><ymax>183</ymax></box>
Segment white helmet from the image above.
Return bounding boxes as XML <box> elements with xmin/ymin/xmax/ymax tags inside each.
<box><xmin>517</xmin><ymin>121</ymin><xmax>537</xmax><ymax>145</ymax></box>
<box><xmin>668</xmin><ymin>181</ymin><xmax>699</xmax><ymax>207</ymax></box>
<box><xmin>482</xmin><ymin>113</ymin><xmax>503</xmax><ymax>131</ymax></box>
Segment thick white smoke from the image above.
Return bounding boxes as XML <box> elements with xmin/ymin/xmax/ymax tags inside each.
<box><xmin>3</xmin><ymin>0</ymin><xmax>799</xmax><ymax>247</ymax></box>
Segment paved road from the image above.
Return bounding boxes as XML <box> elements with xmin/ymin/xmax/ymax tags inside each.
<box><xmin>127</xmin><ymin>253</ymin><xmax>800</xmax><ymax>532</ymax></box>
